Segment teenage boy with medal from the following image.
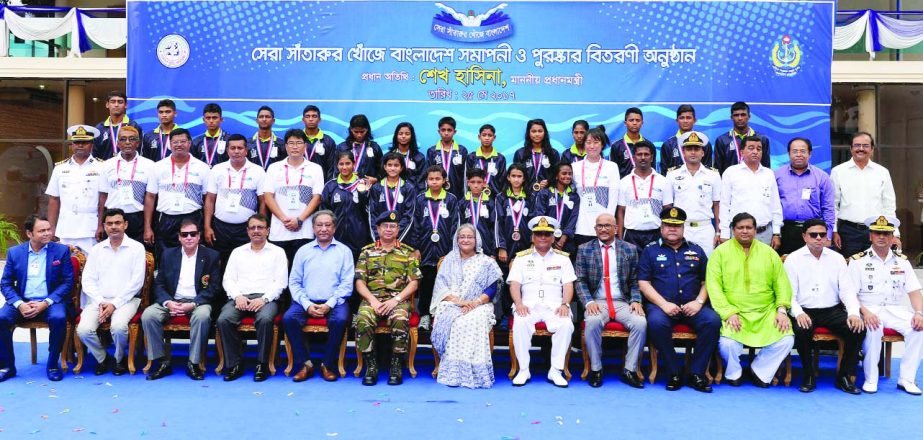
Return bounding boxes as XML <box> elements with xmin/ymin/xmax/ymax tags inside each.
<box><xmin>461</xmin><ymin>168</ymin><xmax>502</xmax><ymax>258</ymax></box>
<box><xmin>410</xmin><ymin>165</ymin><xmax>459</xmax><ymax>330</ymax></box>
<box><xmin>608</xmin><ymin>107</ymin><xmax>646</xmax><ymax>179</ymax></box>
<box><xmin>191</xmin><ymin>103</ymin><xmax>230</xmax><ymax>168</ymax></box>
<box><xmin>302</xmin><ymin>105</ymin><xmax>337</xmax><ymax>179</ymax></box>
<box><xmin>535</xmin><ymin>162</ymin><xmax>580</xmax><ymax>254</ymax></box>
<box><xmin>142</xmin><ymin>99</ymin><xmax>177</xmax><ymax>162</ymax></box>
<box><xmin>247</xmin><ymin>106</ymin><xmax>286</xmax><ymax>171</ymax></box>
<box><xmin>425</xmin><ymin>116</ymin><xmax>468</xmax><ymax>199</ymax></box>
<box><xmin>713</xmin><ymin>101</ymin><xmax>771</xmax><ymax>175</ymax></box>
<box><xmin>465</xmin><ymin>124</ymin><xmax>507</xmax><ymax>198</ymax></box>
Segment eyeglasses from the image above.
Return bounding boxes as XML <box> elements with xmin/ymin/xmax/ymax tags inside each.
<box><xmin>851</xmin><ymin>143</ymin><xmax>872</xmax><ymax>149</ymax></box>
<box><xmin>806</xmin><ymin>232</ymin><xmax>826</xmax><ymax>239</ymax></box>
<box><xmin>594</xmin><ymin>224</ymin><xmax>615</xmax><ymax>229</ymax></box>
<box><xmin>247</xmin><ymin>225</ymin><xmax>267</xmax><ymax>231</ymax></box>
<box><xmin>179</xmin><ymin>231</ymin><xmax>199</xmax><ymax>238</ymax></box>
<box><xmin>118</xmin><ymin>137</ymin><xmax>140</xmax><ymax>142</ymax></box>
<box><xmin>286</xmin><ymin>141</ymin><xmax>306</xmax><ymax>147</ymax></box>
<box><xmin>171</xmin><ymin>139</ymin><xmax>191</xmax><ymax>145</ymax></box>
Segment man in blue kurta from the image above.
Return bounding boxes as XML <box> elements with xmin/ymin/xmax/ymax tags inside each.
<box><xmin>706</xmin><ymin>212</ymin><xmax>794</xmax><ymax>387</ymax></box>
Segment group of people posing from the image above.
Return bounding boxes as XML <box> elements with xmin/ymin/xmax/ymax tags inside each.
<box><xmin>0</xmin><ymin>94</ymin><xmax>917</xmax><ymax>395</ymax></box>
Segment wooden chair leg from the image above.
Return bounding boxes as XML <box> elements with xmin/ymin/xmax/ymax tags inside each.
<box><xmin>74</xmin><ymin>331</ymin><xmax>85</xmax><ymax>374</ymax></box>
<box><xmin>268</xmin><ymin>326</ymin><xmax>278</xmax><ymax>376</ymax></box>
<box><xmin>884</xmin><ymin>341</ymin><xmax>893</xmax><ymax>379</ymax></box>
<box><xmin>580</xmin><ymin>330</ymin><xmax>589</xmax><ymax>380</ymax></box>
<box><xmin>431</xmin><ymin>346</ymin><xmax>440</xmax><ymax>379</ymax></box>
<box><xmin>835</xmin><ymin>339</ymin><xmax>844</xmax><ymax>375</ymax></box>
<box><xmin>214</xmin><ymin>329</ymin><xmax>224</xmax><ymax>375</ymax></box>
<box><xmin>127</xmin><ymin>325</ymin><xmax>138</xmax><ymax>375</ymax></box>
<box><xmin>813</xmin><ymin>346</ymin><xmax>820</xmax><ymax>378</ymax></box>
<box><xmin>407</xmin><ymin>328</ymin><xmax>418</xmax><ymax>378</ymax></box>
<box><xmin>60</xmin><ymin>325</ymin><xmax>71</xmax><ymax>372</ymax></box>
<box><xmin>143</xmin><ymin>334</ymin><xmax>154</xmax><ymax>375</ymax></box>
<box><xmin>283</xmin><ymin>332</ymin><xmax>295</xmax><ymax>377</ymax></box>
<box><xmin>784</xmin><ymin>355</ymin><xmax>792</xmax><ymax>386</ymax></box>
<box><xmin>563</xmin><ymin>344</ymin><xmax>572</xmax><ymax>381</ymax></box>
<box><xmin>648</xmin><ymin>344</ymin><xmax>658</xmax><ymax>384</ymax></box>
<box><xmin>507</xmin><ymin>329</ymin><xmax>517</xmax><ymax>380</ymax></box>
<box><xmin>30</xmin><ymin>328</ymin><xmax>38</xmax><ymax>365</ymax></box>
<box><xmin>713</xmin><ymin>351</ymin><xmax>724</xmax><ymax>384</ymax></box>
<box><xmin>353</xmin><ymin>340</ymin><xmax>363</xmax><ymax>378</ymax></box>
<box><xmin>337</xmin><ymin>330</ymin><xmax>347</xmax><ymax>378</ymax></box>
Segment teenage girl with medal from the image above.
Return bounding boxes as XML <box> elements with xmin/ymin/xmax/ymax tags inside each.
<box><xmin>321</xmin><ymin>150</ymin><xmax>371</xmax><ymax>261</ymax></box>
<box><xmin>464</xmin><ymin>124</ymin><xmax>507</xmax><ymax>198</ymax></box>
<box><xmin>560</xmin><ymin>120</ymin><xmax>589</xmax><ymax>165</ymax></box>
<box><xmin>572</xmin><ymin>125</ymin><xmax>620</xmax><ymax>247</ymax></box>
<box><xmin>460</xmin><ymin>168</ymin><xmax>501</xmax><ymax>258</ymax></box>
<box><xmin>534</xmin><ymin>162</ymin><xmax>580</xmax><ymax>255</ymax></box>
<box><xmin>494</xmin><ymin>162</ymin><xmax>535</xmax><ymax>326</ymax></box>
<box><xmin>335</xmin><ymin>114</ymin><xmax>383</xmax><ymax>185</ymax></box>
<box><xmin>388</xmin><ymin>122</ymin><xmax>427</xmax><ymax>190</ymax></box>
<box><xmin>368</xmin><ymin>151</ymin><xmax>417</xmax><ymax>242</ymax></box>
<box><xmin>410</xmin><ymin>165</ymin><xmax>459</xmax><ymax>331</ymax></box>
<box><xmin>513</xmin><ymin>119</ymin><xmax>559</xmax><ymax>193</ymax></box>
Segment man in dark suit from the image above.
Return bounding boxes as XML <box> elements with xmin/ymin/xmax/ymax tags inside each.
<box><xmin>0</xmin><ymin>215</ymin><xmax>75</xmax><ymax>381</ymax></box>
<box><xmin>575</xmin><ymin>213</ymin><xmax>646</xmax><ymax>388</ymax></box>
<box><xmin>141</xmin><ymin>219</ymin><xmax>221</xmax><ymax>380</ymax></box>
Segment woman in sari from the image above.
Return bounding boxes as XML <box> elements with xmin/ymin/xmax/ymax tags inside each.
<box><xmin>430</xmin><ymin>224</ymin><xmax>502</xmax><ymax>388</ymax></box>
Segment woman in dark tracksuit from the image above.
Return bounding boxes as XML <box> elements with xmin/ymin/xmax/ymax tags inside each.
<box><xmin>512</xmin><ymin>118</ymin><xmax>560</xmax><ymax>193</ymax></box>
<box><xmin>368</xmin><ymin>151</ymin><xmax>417</xmax><ymax>242</ymax></box>
<box><xmin>533</xmin><ymin>162</ymin><xmax>580</xmax><ymax>255</ymax></box>
<box><xmin>321</xmin><ymin>150</ymin><xmax>370</xmax><ymax>262</ymax></box>
<box><xmin>495</xmin><ymin>163</ymin><xmax>536</xmax><ymax>324</ymax></box>
<box><xmin>388</xmin><ymin>122</ymin><xmax>427</xmax><ymax>191</ymax></box>
<box><xmin>334</xmin><ymin>114</ymin><xmax>383</xmax><ymax>184</ymax></box>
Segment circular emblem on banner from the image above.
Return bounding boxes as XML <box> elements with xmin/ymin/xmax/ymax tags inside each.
<box><xmin>770</xmin><ymin>34</ymin><xmax>802</xmax><ymax>77</ymax></box>
<box><xmin>157</xmin><ymin>34</ymin><xmax>190</xmax><ymax>69</ymax></box>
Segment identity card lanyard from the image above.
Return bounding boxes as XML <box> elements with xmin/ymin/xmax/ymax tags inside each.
<box><xmin>171</xmin><ymin>156</ymin><xmax>189</xmax><ymax>192</ymax></box>
<box><xmin>116</xmin><ymin>156</ymin><xmax>137</xmax><ymax>186</ymax></box>
<box><xmin>228</xmin><ymin>168</ymin><xmax>248</xmax><ymax>191</ymax></box>
<box><xmin>632</xmin><ymin>174</ymin><xmax>654</xmax><ymax>201</ymax></box>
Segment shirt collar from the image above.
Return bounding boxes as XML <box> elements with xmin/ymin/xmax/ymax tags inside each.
<box><xmin>311</xmin><ymin>238</ymin><xmax>341</xmax><ymax>250</ymax></box>
<box><xmin>27</xmin><ymin>243</ymin><xmax>48</xmax><ymax>255</ymax></box>
<box><xmin>787</xmin><ymin>164</ymin><xmax>812</xmax><ymax>175</ymax></box>
<box><xmin>337</xmin><ymin>174</ymin><xmax>359</xmax><ymax>185</ymax></box>
<box><xmin>506</xmin><ymin>188</ymin><xmax>526</xmax><ymax>200</ymax></box>
<box><xmin>305</xmin><ymin>129</ymin><xmax>325</xmax><ymax>141</ymax></box>
<box><xmin>732</xmin><ymin>127</ymin><xmax>755</xmax><ymax>139</ymax></box>
<box><xmin>252</xmin><ymin>132</ymin><xmax>276</xmax><ymax>142</ymax></box>
<box><xmin>426</xmin><ymin>188</ymin><xmax>447</xmax><ymax>200</ymax></box>
<box><xmin>569</xmin><ymin>144</ymin><xmax>586</xmax><ymax>157</ymax></box>
<box><xmin>847</xmin><ymin>158</ymin><xmax>877</xmax><ymax>169</ymax></box>
<box><xmin>475</xmin><ymin>147</ymin><xmax>498</xmax><ymax>159</ymax></box>
<box><xmin>623</xmin><ymin>134</ymin><xmax>644</xmax><ymax>145</ymax></box>
<box><xmin>104</xmin><ymin>115</ymin><xmax>131</xmax><ymax>127</ymax></box>
<box><xmin>436</xmin><ymin>141</ymin><xmax>460</xmax><ymax>151</ymax></box>
<box><xmin>205</xmin><ymin>129</ymin><xmax>223</xmax><ymax>139</ymax></box>
<box><xmin>153</xmin><ymin>123</ymin><xmax>175</xmax><ymax>134</ymax></box>
<box><xmin>465</xmin><ymin>191</ymin><xmax>490</xmax><ymax>202</ymax></box>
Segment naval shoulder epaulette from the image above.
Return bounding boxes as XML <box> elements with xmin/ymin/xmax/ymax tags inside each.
<box><xmin>515</xmin><ymin>248</ymin><xmax>533</xmax><ymax>258</ymax></box>
<box><xmin>850</xmin><ymin>250</ymin><xmax>868</xmax><ymax>260</ymax></box>
<box><xmin>553</xmin><ymin>249</ymin><xmax>570</xmax><ymax>257</ymax></box>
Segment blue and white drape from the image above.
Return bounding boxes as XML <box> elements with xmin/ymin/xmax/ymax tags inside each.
<box><xmin>834</xmin><ymin>10</ymin><xmax>923</xmax><ymax>59</ymax></box>
<box><xmin>0</xmin><ymin>6</ymin><xmax>126</xmax><ymax>57</ymax></box>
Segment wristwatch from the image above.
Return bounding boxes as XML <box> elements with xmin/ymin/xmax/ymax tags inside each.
<box><xmin>561</xmin><ymin>303</ymin><xmax>571</xmax><ymax>308</ymax></box>
<box><xmin>695</xmin><ymin>298</ymin><xmax>705</xmax><ymax>305</ymax></box>
<box><xmin>777</xmin><ymin>306</ymin><xmax>787</xmax><ymax>314</ymax></box>
<box><xmin>915</xmin><ymin>310</ymin><xmax>923</xmax><ymax>317</ymax></box>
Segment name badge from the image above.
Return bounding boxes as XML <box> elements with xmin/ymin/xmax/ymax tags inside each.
<box><xmin>169</xmin><ymin>191</ymin><xmax>184</xmax><ymax>209</ymax></box>
<box><xmin>226</xmin><ymin>192</ymin><xmax>242</xmax><ymax>213</ymax></box>
<box><xmin>584</xmin><ymin>193</ymin><xmax>596</xmax><ymax>208</ymax></box>
<box><xmin>28</xmin><ymin>260</ymin><xmax>41</xmax><ymax>277</ymax></box>
<box><xmin>801</xmin><ymin>188</ymin><xmax>811</xmax><ymax>200</ymax></box>
<box><xmin>118</xmin><ymin>185</ymin><xmax>134</xmax><ymax>203</ymax></box>
<box><xmin>452</xmin><ymin>154</ymin><xmax>462</xmax><ymax>165</ymax></box>
<box><xmin>287</xmin><ymin>190</ymin><xmax>300</xmax><ymax>209</ymax></box>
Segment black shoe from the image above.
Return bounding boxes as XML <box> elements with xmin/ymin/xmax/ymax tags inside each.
<box><xmin>749</xmin><ymin>368</ymin><xmax>770</xmax><ymax>388</ymax></box>
<box><xmin>46</xmin><ymin>367</ymin><xmax>63</xmax><ymax>382</ymax></box>
<box><xmin>362</xmin><ymin>353</ymin><xmax>378</xmax><ymax>386</ymax></box>
<box><xmin>223</xmin><ymin>365</ymin><xmax>243</xmax><ymax>382</ymax></box>
<box><xmin>799</xmin><ymin>375</ymin><xmax>816</xmax><ymax>393</ymax></box>
<box><xmin>146</xmin><ymin>361</ymin><xmax>172</xmax><ymax>381</ymax></box>
<box><xmin>0</xmin><ymin>367</ymin><xmax>16</xmax><ymax>382</ymax></box>
<box><xmin>95</xmin><ymin>355</ymin><xmax>114</xmax><ymax>376</ymax></box>
<box><xmin>253</xmin><ymin>363</ymin><xmax>269</xmax><ymax>382</ymax></box>
<box><xmin>724</xmin><ymin>376</ymin><xmax>744</xmax><ymax>387</ymax></box>
<box><xmin>112</xmin><ymin>358</ymin><xmax>128</xmax><ymax>376</ymax></box>
<box><xmin>388</xmin><ymin>354</ymin><xmax>404</xmax><ymax>385</ymax></box>
<box><xmin>666</xmin><ymin>375</ymin><xmax>683</xmax><ymax>391</ymax></box>
<box><xmin>834</xmin><ymin>375</ymin><xmax>861</xmax><ymax>395</ymax></box>
<box><xmin>588</xmin><ymin>370</ymin><xmax>603</xmax><ymax>388</ymax></box>
<box><xmin>689</xmin><ymin>374</ymin><xmax>713</xmax><ymax>393</ymax></box>
<box><xmin>185</xmin><ymin>362</ymin><xmax>204</xmax><ymax>380</ymax></box>
<box><xmin>619</xmin><ymin>368</ymin><xmax>644</xmax><ymax>389</ymax></box>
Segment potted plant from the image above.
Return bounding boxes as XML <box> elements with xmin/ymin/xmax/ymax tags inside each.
<box><xmin>0</xmin><ymin>215</ymin><xmax>22</xmax><ymax>258</ymax></box>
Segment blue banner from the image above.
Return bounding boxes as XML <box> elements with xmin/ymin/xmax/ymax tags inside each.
<box><xmin>127</xmin><ymin>0</ymin><xmax>834</xmax><ymax>169</ymax></box>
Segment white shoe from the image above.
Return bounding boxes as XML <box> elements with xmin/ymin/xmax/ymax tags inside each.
<box><xmin>419</xmin><ymin>315</ymin><xmax>431</xmax><ymax>331</ymax></box>
<box><xmin>547</xmin><ymin>369</ymin><xmax>568</xmax><ymax>388</ymax></box>
<box><xmin>862</xmin><ymin>380</ymin><xmax>878</xmax><ymax>394</ymax></box>
<box><xmin>898</xmin><ymin>379</ymin><xmax>922</xmax><ymax>395</ymax></box>
<box><xmin>512</xmin><ymin>370</ymin><xmax>531</xmax><ymax>386</ymax></box>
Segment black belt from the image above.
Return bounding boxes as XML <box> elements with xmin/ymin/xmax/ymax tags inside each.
<box><xmin>838</xmin><ymin>219</ymin><xmax>868</xmax><ymax>230</ymax></box>
<box><xmin>783</xmin><ymin>220</ymin><xmax>805</xmax><ymax>227</ymax></box>
<box><xmin>756</xmin><ymin>225</ymin><xmax>769</xmax><ymax>233</ymax></box>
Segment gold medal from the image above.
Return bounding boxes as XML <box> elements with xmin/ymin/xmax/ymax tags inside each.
<box><xmin>511</xmin><ymin>229</ymin><xmax>521</xmax><ymax>241</ymax></box>
<box><xmin>445</xmin><ymin>181</ymin><xmax>451</xmax><ymax>190</ymax></box>
<box><xmin>532</xmin><ymin>182</ymin><xmax>541</xmax><ymax>192</ymax></box>
<box><xmin>483</xmin><ymin>188</ymin><xmax>491</xmax><ymax>197</ymax></box>
<box><xmin>357</xmin><ymin>182</ymin><xmax>368</xmax><ymax>192</ymax></box>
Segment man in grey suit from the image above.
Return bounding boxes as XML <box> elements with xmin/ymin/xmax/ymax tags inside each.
<box><xmin>575</xmin><ymin>213</ymin><xmax>646</xmax><ymax>388</ymax></box>
<box><xmin>142</xmin><ymin>219</ymin><xmax>221</xmax><ymax>380</ymax></box>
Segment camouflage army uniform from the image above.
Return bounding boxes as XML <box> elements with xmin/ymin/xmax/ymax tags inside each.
<box><xmin>354</xmin><ymin>241</ymin><xmax>422</xmax><ymax>353</ymax></box>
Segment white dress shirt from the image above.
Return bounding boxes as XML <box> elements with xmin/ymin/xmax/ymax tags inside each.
<box><xmin>45</xmin><ymin>156</ymin><xmax>105</xmax><ymax>239</ymax></box>
<box><xmin>594</xmin><ymin>240</ymin><xmax>624</xmax><ymax>301</ymax></box>
<box><xmin>617</xmin><ymin>170</ymin><xmax>667</xmax><ymax>231</ymax></box>
<box><xmin>147</xmin><ymin>156</ymin><xmax>211</xmax><ymax>215</ymax></box>
<box><xmin>81</xmin><ymin>236</ymin><xmax>146</xmax><ymax>308</ymax></box>
<box><xmin>222</xmin><ymin>241</ymin><xmax>288</xmax><ymax>302</ymax></box>
<box><xmin>102</xmin><ymin>153</ymin><xmax>155</xmax><ymax>213</ymax></box>
<box><xmin>719</xmin><ymin>163</ymin><xmax>783</xmax><ymax>238</ymax></box>
<box><xmin>174</xmin><ymin>249</ymin><xmax>198</xmax><ymax>301</ymax></box>
<box><xmin>572</xmin><ymin>158</ymin><xmax>620</xmax><ymax>236</ymax></box>
<box><xmin>507</xmin><ymin>248</ymin><xmax>577</xmax><ymax>308</ymax></box>
<box><xmin>663</xmin><ymin>165</ymin><xmax>722</xmax><ymax>222</ymax></box>
<box><xmin>262</xmin><ymin>159</ymin><xmax>324</xmax><ymax>241</ymax></box>
<box><xmin>830</xmin><ymin>159</ymin><xmax>898</xmax><ymax>235</ymax></box>
<box><xmin>846</xmin><ymin>249</ymin><xmax>921</xmax><ymax>319</ymax></box>
<box><xmin>783</xmin><ymin>245</ymin><xmax>859</xmax><ymax>317</ymax></box>
<box><xmin>206</xmin><ymin>160</ymin><xmax>265</xmax><ymax>224</ymax></box>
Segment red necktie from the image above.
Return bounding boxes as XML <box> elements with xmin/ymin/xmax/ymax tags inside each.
<box><xmin>602</xmin><ymin>244</ymin><xmax>616</xmax><ymax>320</ymax></box>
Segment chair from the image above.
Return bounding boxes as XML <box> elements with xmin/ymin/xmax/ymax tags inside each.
<box><xmin>508</xmin><ymin>318</ymin><xmax>572</xmax><ymax>380</ymax></box>
<box><xmin>353</xmin><ymin>311</ymin><xmax>420</xmax><ymax>379</ymax></box>
<box><xmin>881</xmin><ymin>328</ymin><xmax>903</xmax><ymax>379</ymax></box>
<box><xmin>20</xmin><ymin>245</ymin><xmax>85</xmax><ymax>371</ymax></box>
<box><xmin>646</xmin><ymin>323</ymin><xmax>723</xmax><ymax>384</ymax></box>
<box><xmin>712</xmin><ymin>345</ymin><xmax>792</xmax><ymax>386</ymax></box>
<box><xmin>215</xmin><ymin>314</ymin><xmax>283</xmax><ymax>376</ymax></box>
<box><xmin>74</xmin><ymin>251</ymin><xmax>154</xmax><ymax>374</ymax></box>
<box><xmin>809</xmin><ymin>326</ymin><xmax>845</xmax><ymax>377</ymax></box>
<box><xmin>578</xmin><ymin>320</ymin><xmax>638</xmax><ymax>381</ymax></box>
<box><xmin>281</xmin><ymin>316</ymin><xmax>347</xmax><ymax>377</ymax></box>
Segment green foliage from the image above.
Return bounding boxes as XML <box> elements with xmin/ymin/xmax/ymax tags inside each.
<box><xmin>0</xmin><ymin>215</ymin><xmax>22</xmax><ymax>257</ymax></box>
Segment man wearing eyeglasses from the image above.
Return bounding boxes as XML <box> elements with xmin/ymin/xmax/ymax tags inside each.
<box><xmin>830</xmin><ymin>132</ymin><xmax>900</xmax><ymax>257</ymax></box>
<box><xmin>142</xmin><ymin>219</ymin><xmax>221</xmax><ymax>381</ymax></box>
<box><xmin>217</xmin><ymin>214</ymin><xmax>287</xmax><ymax>382</ymax></box>
<box><xmin>143</xmin><ymin>128</ymin><xmax>211</xmax><ymax>262</ymax></box>
<box><xmin>774</xmin><ymin>138</ymin><xmax>835</xmax><ymax>255</ymax></box>
<box><xmin>46</xmin><ymin>125</ymin><xmax>106</xmax><ymax>254</ymax></box>
<box><xmin>100</xmin><ymin>126</ymin><xmax>155</xmax><ymax>244</ymax></box>
<box><xmin>784</xmin><ymin>218</ymin><xmax>863</xmax><ymax>394</ymax></box>
<box><xmin>575</xmin><ymin>213</ymin><xmax>646</xmax><ymax>389</ymax></box>
<box><xmin>204</xmin><ymin>134</ymin><xmax>266</xmax><ymax>268</ymax></box>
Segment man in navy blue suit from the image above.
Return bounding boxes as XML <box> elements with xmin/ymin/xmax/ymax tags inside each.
<box><xmin>141</xmin><ymin>219</ymin><xmax>221</xmax><ymax>381</ymax></box>
<box><xmin>0</xmin><ymin>215</ymin><xmax>75</xmax><ymax>382</ymax></box>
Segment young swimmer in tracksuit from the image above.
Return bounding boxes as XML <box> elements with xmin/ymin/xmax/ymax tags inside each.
<box><xmin>410</xmin><ymin>165</ymin><xmax>459</xmax><ymax>331</ymax></box>
<box><xmin>533</xmin><ymin>162</ymin><xmax>580</xmax><ymax>255</ymax></box>
<box><xmin>335</xmin><ymin>114</ymin><xmax>383</xmax><ymax>184</ymax></box>
<box><xmin>464</xmin><ymin>124</ymin><xmax>507</xmax><ymax>198</ymax></box>
<box><xmin>495</xmin><ymin>163</ymin><xmax>536</xmax><ymax>324</ymax></box>
<box><xmin>460</xmin><ymin>168</ymin><xmax>502</xmax><ymax>258</ymax></box>
<box><xmin>368</xmin><ymin>151</ymin><xmax>416</xmax><ymax>242</ymax></box>
<box><xmin>513</xmin><ymin>118</ymin><xmax>560</xmax><ymax>192</ymax></box>
<box><xmin>388</xmin><ymin>122</ymin><xmax>428</xmax><ymax>191</ymax></box>
<box><xmin>424</xmin><ymin>116</ymin><xmax>468</xmax><ymax>199</ymax></box>
<box><xmin>321</xmin><ymin>150</ymin><xmax>371</xmax><ymax>262</ymax></box>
